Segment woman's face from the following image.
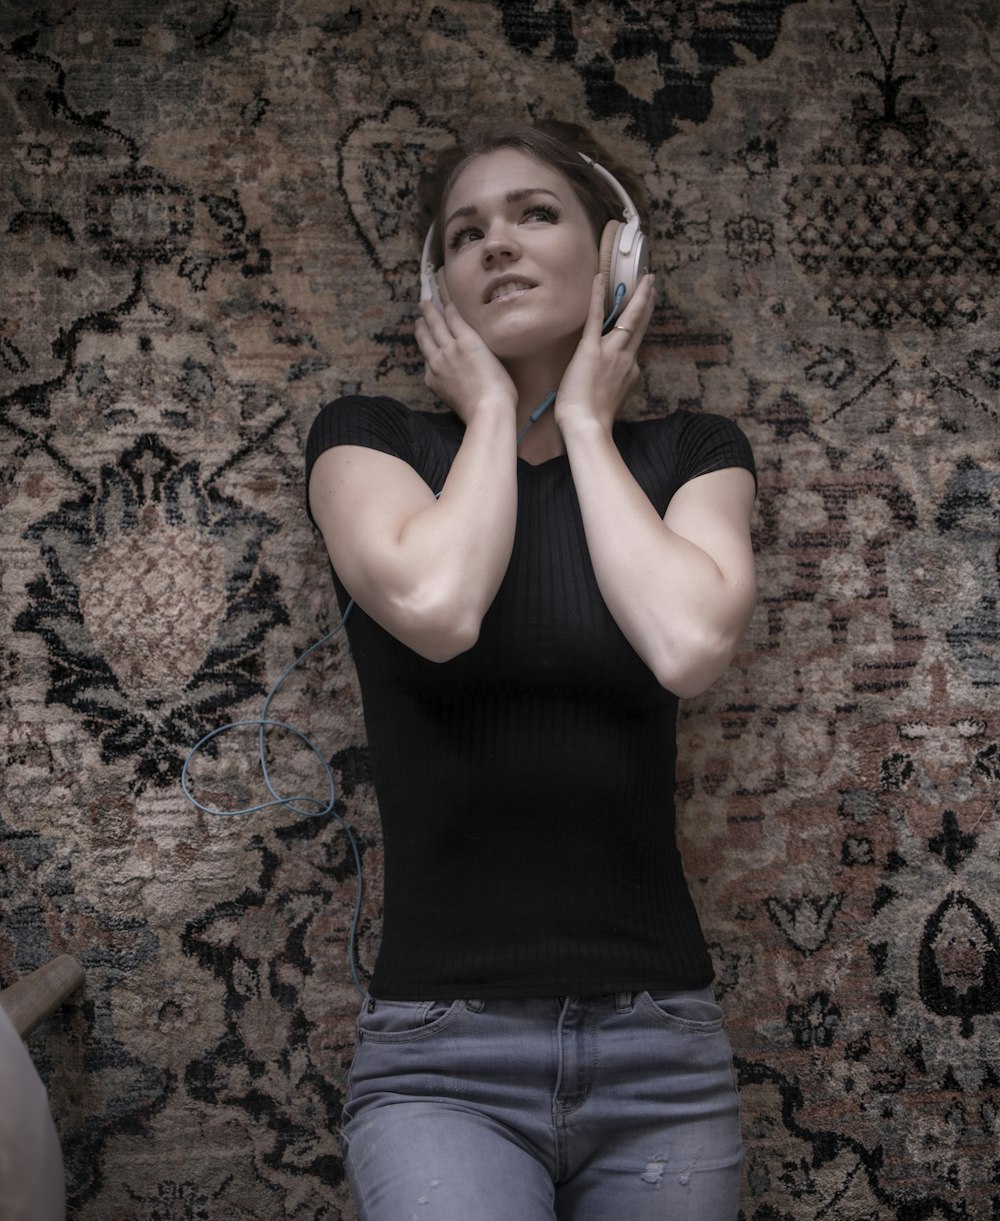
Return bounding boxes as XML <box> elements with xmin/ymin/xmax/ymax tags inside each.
<box><xmin>440</xmin><ymin>148</ymin><xmax>600</xmax><ymax>365</ymax></box>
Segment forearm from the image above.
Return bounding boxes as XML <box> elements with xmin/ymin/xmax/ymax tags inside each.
<box><xmin>390</xmin><ymin>407</ymin><xmax>518</xmax><ymax>656</ymax></box>
<box><xmin>561</xmin><ymin>418</ymin><xmax>756</xmax><ymax>696</ymax></box>
<box><xmin>311</xmin><ymin>402</ymin><xmax>520</xmax><ymax>662</ymax></box>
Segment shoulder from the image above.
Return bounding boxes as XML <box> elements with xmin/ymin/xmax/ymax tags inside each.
<box><xmin>617</xmin><ymin>409</ymin><xmax>756</xmax><ymax>485</ymax></box>
<box><xmin>306</xmin><ymin>395</ymin><xmax>412</xmax><ymax>463</ymax></box>
<box><xmin>305</xmin><ymin>396</ymin><xmax>462</xmax><ymax>477</ymax></box>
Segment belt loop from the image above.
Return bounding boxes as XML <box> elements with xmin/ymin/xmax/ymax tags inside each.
<box><xmin>615</xmin><ymin>992</ymin><xmax>634</xmax><ymax>1014</ymax></box>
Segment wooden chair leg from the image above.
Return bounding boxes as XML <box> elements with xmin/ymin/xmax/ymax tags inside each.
<box><xmin>0</xmin><ymin>956</ymin><xmax>86</xmax><ymax>1038</ymax></box>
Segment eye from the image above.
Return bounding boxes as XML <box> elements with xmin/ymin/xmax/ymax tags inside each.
<box><xmin>522</xmin><ymin>203</ymin><xmax>561</xmax><ymax>224</ymax></box>
<box><xmin>445</xmin><ymin>202</ymin><xmax>562</xmax><ymax>252</ymax></box>
<box><xmin>446</xmin><ymin>224</ymin><xmax>482</xmax><ymax>251</ymax></box>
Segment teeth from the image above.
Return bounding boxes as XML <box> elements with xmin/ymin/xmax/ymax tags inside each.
<box><xmin>489</xmin><ymin>282</ymin><xmax>533</xmax><ymax>302</ymax></box>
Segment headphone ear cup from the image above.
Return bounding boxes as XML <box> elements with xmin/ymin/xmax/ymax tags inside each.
<box><xmin>599</xmin><ymin>219</ymin><xmax>650</xmax><ymax>320</ymax></box>
<box><xmin>598</xmin><ymin>220</ymin><xmax>619</xmax><ymax>315</ymax></box>
<box><xmin>435</xmin><ymin>268</ymin><xmax>451</xmax><ymax>309</ymax></box>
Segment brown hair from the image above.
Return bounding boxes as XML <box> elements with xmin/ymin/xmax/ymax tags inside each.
<box><xmin>417</xmin><ymin>119</ymin><xmax>646</xmax><ymax>269</ymax></box>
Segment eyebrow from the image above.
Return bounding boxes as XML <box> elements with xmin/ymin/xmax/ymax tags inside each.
<box><xmin>443</xmin><ymin>187</ymin><xmax>562</xmax><ymax>231</ymax></box>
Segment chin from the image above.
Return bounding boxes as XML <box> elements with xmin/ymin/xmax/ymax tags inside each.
<box><xmin>478</xmin><ymin>313</ymin><xmax>583</xmax><ymax>359</ymax></box>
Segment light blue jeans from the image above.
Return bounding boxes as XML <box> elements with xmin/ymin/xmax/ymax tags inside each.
<box><xmin>341</xmin><ymin>989</ymin><xmax>743</xmax><ymax>1220</ymax></box>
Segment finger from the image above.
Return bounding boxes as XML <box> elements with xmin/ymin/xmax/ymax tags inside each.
<box><xmin>619</xmin><ymin>272</ymin><xmax>654</xmax><ymax>326</ymax></box>
<box><xmin>414</xmin><ymin>314</ymin><xmax>440</xmax><ymax>361</ymax></box>
<box><xmin>420</xmin><ymin>297</ymin><xmax>459</xmax><ymax>346</ymax></box>
<box><xmin>586</xmin><ymin>273</ymin><xmax>607</xmax><ymax>339</ymax></box>
<box><xmin>443</xmin><ymin>300</ymin><xmax>494</xmax><ymax>349</ymax></box>
<box><xmin>608</xmin><ymin>275</ymin><xmax>654</xmax><ymax>347</ymax></box>
<box><xmin>629</xmin><ymin>276</ymin><xmax>655</xmax><ymax>344</ymax></box>
<box><xmin>608</xmin><ymin>321</ymin><xmax>636</xmax><ymax>343</ymax></box>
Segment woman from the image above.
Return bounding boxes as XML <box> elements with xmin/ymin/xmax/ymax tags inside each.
<box><xmin>306</xmin><ymin>119</ymin><xmax>757</xmax><ymax>1220</ymax></box>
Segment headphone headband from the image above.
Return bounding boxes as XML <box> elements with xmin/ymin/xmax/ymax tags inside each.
<box><xmin>575</xmin><ymin>152</ymin><xmax>641</xmax><ymax>230</ymax></box>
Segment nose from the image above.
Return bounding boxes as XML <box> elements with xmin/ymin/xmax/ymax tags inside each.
<box><xmin>481</xmin><ymin>224</ymin><xmax>520</xmax><ymax>265</ymax></box>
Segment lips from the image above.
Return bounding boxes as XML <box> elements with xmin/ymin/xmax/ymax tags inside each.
<box><xmin>485</xmin><ymin>278</ymin><xmax>536</xmax><ymax>304</ymax></box>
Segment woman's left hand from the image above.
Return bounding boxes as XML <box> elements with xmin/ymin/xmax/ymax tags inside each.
<box><xmin>554</xmin><ymin>272</ymin><xmax>655</xmax><ymax>436</ymax></box>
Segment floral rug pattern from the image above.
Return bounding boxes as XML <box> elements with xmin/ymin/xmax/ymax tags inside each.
<box><xmin>2</xmin><ymin>1</ymin><xmax>998</xmax><ymax>1217</ymax></box>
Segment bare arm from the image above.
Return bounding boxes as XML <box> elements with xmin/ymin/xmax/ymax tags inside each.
<box><xmin>556</xmin><ymin>275</ymin><xmax>757</xmax><ymax>697</ymax></box>
<box><xmin>561</xmin><ymin>438</ymin><xmax>756</xmax><ymax>697</ymax></box>
<box><xmin>308</xmin><ymin>301</ymin><xmax>519</xmax><ymax>662</ymax></box>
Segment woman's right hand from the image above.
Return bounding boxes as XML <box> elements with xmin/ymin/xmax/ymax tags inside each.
<box><xmin>415</xmin><ymin>299</ymin><xmax>518</xmax><ymax>423</ymax></box>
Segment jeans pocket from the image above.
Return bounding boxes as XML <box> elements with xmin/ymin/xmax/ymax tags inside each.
<box><xmin>356</xmin><ymin>996</ymin><xmax>460</xmax><ymax>1043</ymax></box>
<box><xmin>638</xmin><ymin>988</ymin><xmax>725</xmax><ymax>1033</ymax></box>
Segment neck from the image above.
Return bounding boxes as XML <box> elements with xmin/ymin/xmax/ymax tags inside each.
<box><xmin>506</xmin><ymin>337</ymin><xmax>578</xmax><ymax>464</ymax></box>
<box><xmin>516</xmin><ymin>407</ymin><xmax>562</xmax><ymax>464</ymax></box>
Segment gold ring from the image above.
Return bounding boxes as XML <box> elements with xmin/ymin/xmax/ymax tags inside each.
<box><xmin>612</xmin><ymin>324</ymin><xmax>632</xmax><ymax>335</ymax></box>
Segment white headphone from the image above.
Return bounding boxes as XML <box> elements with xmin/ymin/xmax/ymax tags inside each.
<box><xmin>420</xmin><ymin>151</ymin><xmax>649</xmax><ymax>322</ymax></box>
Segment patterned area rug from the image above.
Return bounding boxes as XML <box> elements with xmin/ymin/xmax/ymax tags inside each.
<box><xmin>2</xmin><ymin>1</ymin><xmax>998</xmax><ymax>1217</ymax></box>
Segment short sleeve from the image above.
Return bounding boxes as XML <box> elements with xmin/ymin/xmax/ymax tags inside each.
<box><xmin>305</xmin><ymin>395</ymin><xmax>414</xmax><ymax>478</ymax></box>
<box><xmin>305</xmin><ymin>395</ymin><xmax>466</xmax><ymax>529</ymax></box>
<box><xmin>304</xmin><ymin>395</ymin><xmax>418</xmax><ymax>523</ymax></box>
<box><xmin>674</xmin><ymin>411</ymin><xmax>756</xmax><ymax>490</ymax></box>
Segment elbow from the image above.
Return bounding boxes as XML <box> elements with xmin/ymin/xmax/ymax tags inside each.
<box><xmin>650</xmin><ymin>622</ymin><xmax>748</xmax><ymax>700</ymax></box>
<box><xmin>656</xmin><ymin>579</ymin><xmax>758</xmax><ymax>697</ymax></box>
<box><xmin>659</xmin><ymin>662</ymin><xmax>730</xmax><ymax>701</ymax></box>
<box><xmin>388</xmin><ymin>585</ymin><xmax>484</xmax><ymax>663</ymax></box>
<box><xmin>654</xmin><ymin>659</ymin><xmax>723</xmax><ymax>701</ymax></box>
<box><xmin>413</xmin><ymin>617</ymin><xmax>481</xmax><ymax>663</ymax></box>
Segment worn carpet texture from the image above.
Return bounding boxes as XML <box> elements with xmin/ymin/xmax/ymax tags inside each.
<box><xmin>2</xmin><ymin>0</ymin><xmax>998</xmax><ymax>1217</ymax></box>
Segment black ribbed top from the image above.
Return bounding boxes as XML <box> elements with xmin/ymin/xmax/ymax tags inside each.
<box><xmin>306</xmin><ymin>396</ymin><xmax>755</xmax><ymax>999</ymax></box>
